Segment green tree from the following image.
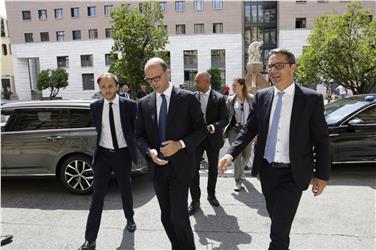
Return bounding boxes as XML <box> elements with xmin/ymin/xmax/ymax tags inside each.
<box><xmin>37</xmin><ymin>68</ymin><xmax>68</xmax><ymax>99</ymax></box>
<box><xmin>109</xmin><ymin>2</ymin><xmax>168</xmax><ymax>97</ymax></box>
<box><xmin>207</xmin><ymin>68</ymin><xmax>222</xmax><ymax>91</ymax></box>
<box><xmin>296</xmin><ymin>2</ymin><xmax>376</xmax><ymax>94</ymax></box>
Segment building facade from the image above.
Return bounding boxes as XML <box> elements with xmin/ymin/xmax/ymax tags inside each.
<box><xmin>1</xmin><ymin>15</ymin><xmax>15</xmax><ymax>100</ymax></box>
<box><xmin>5</xmin><ymin>0</ymin><xmax>243</xmax><ymax>100</ymax></box>
<box><xmin>5</xmin><ymin>0</ymin><xmax>375</xmax><ymax>100</ymax></box>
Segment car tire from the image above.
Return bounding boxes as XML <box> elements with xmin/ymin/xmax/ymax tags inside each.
<box><xmin>59</xmin><ymin>155</ymin><xmax>94</xmax><ymax>194</ymax></box>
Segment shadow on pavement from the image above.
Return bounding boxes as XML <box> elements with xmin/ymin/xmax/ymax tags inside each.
<box><xmin>1</xmin><ymin>173</ymin><xmax>155</xmax><ymax>210</ymax></box>
<box><xmin>231</xmin><ymin>179</ymin><xmax>268</xmax><ymax>217</ymax></box>
<box><xmin>193</xmin><ymin>206</ymin><xmax>252</xmax><ymax>249</ymax></box>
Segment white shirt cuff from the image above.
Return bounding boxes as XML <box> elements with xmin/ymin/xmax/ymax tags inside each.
<box><xmin>179</xmin><ymin>140</ymin><xmax>186</xmax><ymax>149</ymax></box>
<box><xmin>209</xmin><ymin>124</ymin><xmax>215</xmax><ymax>134</ymax></box>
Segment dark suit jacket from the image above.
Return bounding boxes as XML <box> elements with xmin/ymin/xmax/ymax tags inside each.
<box><xmin>136</xmin><ymin>86</ymin><xmax>207</xmax><ymax>183</ymax></box>
<box><xmin>196</xmin><ymin>89</ymin><xmax>229</xmax><ymax>150</ymax></box>
<box><xmin>90</xmin><ymin>96</ymin><xmax>138</xmax><ymax>164</ymax></box>
<box><xmin>228</xmin><ymin>84</ymin><xmax>330</xmax><ymax>190</ymax></box>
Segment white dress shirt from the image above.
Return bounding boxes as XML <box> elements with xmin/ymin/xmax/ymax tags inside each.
<box><xmin>264</xmin><ymin>83</ymin><xmax>295</xmax><ymax>163</ymax></box>
<box><xmin>199</xmin><ymin>87</ymin><xmax>211</xmax><ymax>121</ymax></box>
<box><xmin>99</xmin><ymin>94</ymin><xmax>127</xmax><ymax>149</ymax></box>
<box><xmin>234</xmin><ymin>97</ymin><xmax>250</xmax><ymax>125</ymax></box>
<box><xmin>155</xmin><ymin>82</ymin><xmax>186</xmax><ymax>148</ymax></box>
<box><xmin>156</xmin><ymin>81</ymin><xmax>173</xmax><ymax>124</ymax></box>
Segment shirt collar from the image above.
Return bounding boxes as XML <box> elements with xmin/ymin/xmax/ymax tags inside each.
<box><xmin>273</xmin><ymin>82</ymin><xmax>295</xmax><ymax>97</ymax></box>
<box><xmin>157</xmin><ymin>82</ymin><xmax>173</xmax><ymax>98</ymax></box>
<box><xmin>202</xmin><ymin>86</ymin><xmax>211</xmax><ymax>96</ymax></box>
<box><xmin>104</xmin><ymin>94</ymin><xmax>119</xmax><ymax>105</ymax></box>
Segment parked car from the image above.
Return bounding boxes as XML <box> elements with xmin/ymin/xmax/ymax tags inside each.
<box><xmin>325</xmin><ymin>94</ymin><xmax>376</xmax><ymax>165</ymax></box>
<box><xmin>1</xmin><ymin>100</ymin><xmax>148</xmax><ymax>194</ymax></box>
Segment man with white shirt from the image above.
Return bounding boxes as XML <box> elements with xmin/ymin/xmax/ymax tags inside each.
<box><xmin>136</xmin><ymin>57</ymin><xmax>206</xmax><ymax>250</ymax></box>
<box><xmin>218</xmin><ymin>49</ymin><xmax>330</xmax><ymax>250</ymax></box>
<box><xmin>188</xmin><ymin>72</ymin><xmax>228</xmax><ymax>215</ymax></box>
<box><xmin>79</xmin><ymin>73</ymin><xmax>137</xmax><ymax>250</ymax></box>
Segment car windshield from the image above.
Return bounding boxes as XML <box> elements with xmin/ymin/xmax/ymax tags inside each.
<box><xmin>325</xmin><ymin>98</ymin><xmax>370</xmax><ymax>125</ymax></box>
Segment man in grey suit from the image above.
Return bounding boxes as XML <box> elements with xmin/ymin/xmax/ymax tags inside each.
<box><xmin>219</xmin><ymin>49</ymin><xmax>330</xmax><ymax>250</ymax></box>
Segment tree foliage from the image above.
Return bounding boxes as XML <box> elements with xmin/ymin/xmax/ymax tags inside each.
<box><xmin>37</xmin><ymin>68</ymin><xmax>68</xmax><ymax>99</ymax></box>
<box><xmin>109</xmin><ymin>2</ymin><xmax>168</xmax><ymax>97</ymax></box>
<box><xmin>296</xmin><ymin>2</ymin><xmax>376</xmax><ymax>94</ymax></box>
<box><xmin>207</xmin><ymin>68</ymin><xmax>223</xmax><ymax>91</ymax></box>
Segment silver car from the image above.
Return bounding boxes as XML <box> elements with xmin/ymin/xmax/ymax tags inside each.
<box><xmin>1</xmin><ymin>100</ymin><xmax>148</xmax><ymax>194</ymax></box>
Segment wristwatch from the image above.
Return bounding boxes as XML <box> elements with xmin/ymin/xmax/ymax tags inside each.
<box><xmin>145</xmin><ymin>149</ymin><xmax>151</xmax><ymax>158</ymax></box>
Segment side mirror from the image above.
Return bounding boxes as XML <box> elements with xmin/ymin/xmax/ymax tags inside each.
<box><xmin>348</xmin><ymin>118</ymin><xmax>365</xmax><ymax>127</ymax></box>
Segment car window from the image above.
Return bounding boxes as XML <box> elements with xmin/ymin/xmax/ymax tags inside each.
<box><xmin>325</xmin><ymin>100</ymin><xmax>369</xmax><ymax>125</ymax></box>
<box><xmin>11</xmin><ymin>108</ymin><xmax>69</xmax><ymax>131</ymax></box>
<box><xmin>1</xmin><ymin>111</ymin><xmax>11</xmax><ymax>127</ymax></box>
<box><xmin>1</xmin><ymin>110</ymin><xmax>15</xmax><ymax>130</ymax></box>
<box><xmin>352</xmin><ymin>105</ymin><xmax>376</xmax><ymax>124</ymax></box>
<box><xmin>69</xmin><ymin>108</ymin><xmax>94</xmax><ymax>128</ymax></box>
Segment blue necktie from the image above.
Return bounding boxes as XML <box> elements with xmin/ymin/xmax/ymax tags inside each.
<box><xmin>158</xmin><ymin>94</ymin><xmax>167</xmax><ymax>158</ymax></box>
<box><xmin>265</xmin><ymin>92</ymin><xmax>285</xmax><ymax>163</ymax></box>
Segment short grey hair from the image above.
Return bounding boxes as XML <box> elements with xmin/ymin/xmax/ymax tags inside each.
<box><xmin>269</xmin><ymin>48</ymin><xmax>296</xmax><ymax>64</ymax></box>
<box><xmin>97</xmin><ymin>72</ymin><xmax>119</xmax><ymax>85</ymax></box>
<box><xmin>144</xmin><ymin>57</ymin><xmax>168</xmax><ymax>72</ymax></box>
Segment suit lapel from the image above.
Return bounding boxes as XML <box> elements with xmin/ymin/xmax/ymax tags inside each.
<box><xmin>119</xmin><ymin>97</ymin><xmax>127</xmax><ymax>131</ymax></box>
<box><xmin>263</xmin><ymin>87</ymin><xmax>274</xmax><ymax>136</ymax></box>
<box><xmin>290</xmin><ymin>85</ymin><xmax>305</xmax><ymax>144</ymax></box>
<box><xmin>167</xmin><ymin>87</ymin><xmax>179</xmax><ymax>130</ymax></box>
<box><xmin>147</xmin><ymin>92</ymin><xmax>159</xmax><ymax>142</ymax></box>
<box><xmin>98</xmin><ymin>98</ymin><xmax>104</xmax><ymax>129</ymax></box>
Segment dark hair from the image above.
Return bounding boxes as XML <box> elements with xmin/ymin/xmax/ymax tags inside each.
<box><xmin>97</xmin><ymin>72</ymin><xmax>119</xmax><ymax>85</ymax></box>
<box><xmin>233</xmin><ymin>77</ymin><xmax>248</xmax><ymax>98</ymax></box>
<box><xmin>268</xmin><ymin>48</ymin><xmax>296</xmax><ymax>64</ymax></box>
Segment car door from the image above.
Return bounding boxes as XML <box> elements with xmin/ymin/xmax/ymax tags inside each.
<box><xmin>335</xmin><ymin>104</ymin><xmax>376</xmax><ymax>163</ymax></box>
<box><xmin>1</xmin><ymin>107</ymin><xmax>70</xmax><ymax>175</ymax></box>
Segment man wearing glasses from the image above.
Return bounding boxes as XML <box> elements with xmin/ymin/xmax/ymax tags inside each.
<box><xmin>219</xmin><ymin>49</ymin><xmax>330</xmax><ymax>250</ymax></box>
<box><xmin>136</xmin><ymin>57</ymin><xmax>207</xmax><ymax>250</ymax></box>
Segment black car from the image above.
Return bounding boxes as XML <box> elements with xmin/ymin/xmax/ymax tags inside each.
<box><xmin>325</xmin><ymin>94</ymin><xmax>376</xmax><ymax>165</ymax></box>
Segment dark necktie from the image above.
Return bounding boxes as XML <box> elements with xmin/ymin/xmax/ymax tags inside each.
<box><xmin>265</xmin><ymin>92</ymin><xmax>285</xmax><ymax>163</ymax></box>
<box><xmin>109</xmin><ymin>102</ymin><xmax>119</xmax><ymax>150</ymax></box>
<box><xmin>158</xmin><ymin>94</ymin><xmax>167</xmax><ymax>158</ymax></box>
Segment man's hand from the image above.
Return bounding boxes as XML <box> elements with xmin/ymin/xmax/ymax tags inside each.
<box><xmin>160</xmin><ymin>140</ymin><xmax>182</xmax><ymax>157</ymax></box>
<box><xmin>149</xmin><ymin>149</ymin><xmax>168</xmax><ymax>166</ymax></box>
<box><xmin>218</xmin><ymin>154</ymin><xmax>233</xmax><ymax>175</ymax></box>
<box><xmin>312</xmin><ymin>178</ymin><xmax>327</xmax><ymax>196</ymax></box>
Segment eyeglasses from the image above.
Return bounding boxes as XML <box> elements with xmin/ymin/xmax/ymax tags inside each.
<box><xmin>267</xmin><ymin>62</ymin><xmax>290</xmax><ymax>70</ymax></box>
<box><xmin>144</xmin><ymin>70</ymin><xmax>166</xmax><ymax>84</ymax></box>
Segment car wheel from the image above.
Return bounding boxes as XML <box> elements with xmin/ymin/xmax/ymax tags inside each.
<box><xmin>59</xmin><ymin>155</ymin><xmax>93</xmax><ymax>194</ymax></box>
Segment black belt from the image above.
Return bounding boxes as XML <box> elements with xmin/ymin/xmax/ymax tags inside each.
<box><xmin>99</xmin><ymin>146</ymin><xmax>127</xmax><ymax>153</ymax></box>
<box><xmin>270</xmin><ymin>162</ymin><xmax>291</xmax><ymax>168</ymax></box>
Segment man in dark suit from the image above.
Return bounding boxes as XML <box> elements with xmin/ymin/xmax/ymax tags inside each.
<box><xmin>188</xmin><ymin>72</ymin><xmax>228</xmax><ymax>215</ymax></box>
<box><xmin>79</xmin><ymin>73</ymin><xmax>138</xmax><ymax>250</ymax></box>
<box><xmin>136</xmin><ymin>57</ymin><xmax>207</xmax><ymax>250</ymax></box>
<box><xmin>219</xmin><ymin>49</ymin><xmax>330</xmax><ymax>250</ymax></box>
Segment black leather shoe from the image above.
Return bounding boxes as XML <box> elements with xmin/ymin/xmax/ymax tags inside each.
<box><xmin>78</xmin><ymin>240</ymin><xmax>96</xmax><ymax>250</ymax></box>
<box><xmin>208</xmin><ymin>196</ymin><xmax>220</xmax><ymax>207</ymax></box>
<box><xmin>188</xmin><ymin>201</ymin><xmax>200</xmax><ymax>216</ymax></box>
<box><xmin>126</xmin><ymin>219</ymin><xmax>137</xmax><ymax>232</ymax></box>
<box><xmin>1</xmin><ymin>235</ymin><xmax>13</xmax><ymax>246</ymax></box>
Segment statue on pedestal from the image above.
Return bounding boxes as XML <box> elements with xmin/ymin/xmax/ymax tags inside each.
<box><xmin>245</xmin><ymin>41</ymin><xmax>269</xmax><ymax>94</ymax></box>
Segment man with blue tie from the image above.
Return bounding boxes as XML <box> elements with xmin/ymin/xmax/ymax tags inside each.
<box><xmin>79</xmin><ymin>73</ymin><xmax>137</xmax><ymax>250</ymax></box>
<box><xmin>136</xmin><ymin>57</ymin><xmax>207</xmax><ymax>250</ymax></box>
<box><xmin>219</xmin><ymin>49</ymin><xmax>330</xmax><ymax>250</ymax></box>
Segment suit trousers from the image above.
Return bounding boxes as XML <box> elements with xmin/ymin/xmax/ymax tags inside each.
<box><xmin>190</xmin><ymin>140</ymin><xmax>219</xmax><ymax>201</ymax></box>
<box><xmin>228</xmin><ymin>128</ymin><xmax>253</xmax><ymax>185</ymax></box>
<box><xmin>85</xmin><ymin>147</ymin><xmax>134</xmax><ymax>241</ymax></box>
<box><xmin>154</xmin><ymin>164</ymin><xmax>195</xmax><ymax>250</ymax></box>
<box><xmin>260</xmin><ymin>160</ymin><xmax>302</xmax><ymax>250</ymax></box>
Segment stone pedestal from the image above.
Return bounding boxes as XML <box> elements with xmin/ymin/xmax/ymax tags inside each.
<box><xmin>245</xmin><ymin>63</ymin><xmax>269</xmax><ymax>95</ymax></box>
